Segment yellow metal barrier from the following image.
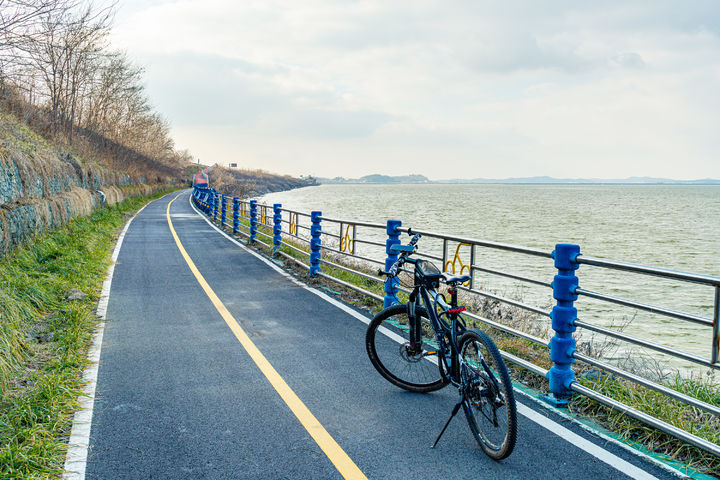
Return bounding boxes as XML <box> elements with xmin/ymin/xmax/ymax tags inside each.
<box><xmin>289</xmin><ymin>212</ymin><xmax>298</xmax><ymax>236</ymax></box>
<box><xmin>444</xmin><ymin>243</ymin><xmax>472</xmax><ymax>286</ymax></box>
<box><xmin>340</xmin><ymin>224</ymin><xmax>354</xmax><ymax>253</ymax></box>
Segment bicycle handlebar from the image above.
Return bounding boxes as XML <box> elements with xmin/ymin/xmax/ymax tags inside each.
<box><xmin>381</xmin><ymin>229</ymin><xmax>422</xmax><ymax>278</ymax></box>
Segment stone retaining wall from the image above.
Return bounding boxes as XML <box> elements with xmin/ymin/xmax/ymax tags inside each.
<box><xmin>0</xmin><ymin>112</ymin><xmax>174</xmax><ymax>257</ymax></box>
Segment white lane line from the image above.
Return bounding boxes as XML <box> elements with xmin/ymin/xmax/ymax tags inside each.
<box><xmin>518</xmin><ymin>391</ymin><xmax>686</xmax><ymax>479</ymax></box>
<box><xmin>188</xmin><ymin>193</ymin><xmax>672</xmax><ymax>480</ymax></box>
<box><xmin>516</xmin><ymin>403</ymin><xmax>659</xmax><ymax>480</ymax></box>
<box><xmin>63</xmin><ymin>201</ymin><xmax>151</xmax><ymax>480</ymax></box>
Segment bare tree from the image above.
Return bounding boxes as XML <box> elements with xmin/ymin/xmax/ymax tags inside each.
<box><xmin>19</xmin><ymin>1</ymin><xmax>112</xmax><ymax>137</ymax></box>
<box><xmin>1</xmin><ymin>0</ymin><xmax>192</xmax><ymax>177</ymax></box>
<box><xmin>0</xmin><ymin>0</ymin><xmax>70</xmax><ymax>77</ymax></box>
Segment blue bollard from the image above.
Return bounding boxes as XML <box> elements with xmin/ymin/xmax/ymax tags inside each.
<box><xmin>273</xmin><ymin>204</ymin><xmax>282</xmax><ymax>256</ymax></box>
<box><xmin>249</xmin><ymin>200</ymin><xmax>257</xmax><ymax>243</ymax></box>
<box><xmin>310</xmin><ymin>211</ymin><xmax>322</xmax><ymax>277</ymax></box>
<box><xmin>384</xmin><ymin>220</ymin><xmax>402</xmax><ymax>307</ymax></box>
<box><xmin>542</xmin><ymin>243</ymin><xmax>581</xmax><ymax>407</ymax></box>
<box><xmin>221</xmin><ymin>194</ymin><xmax>227</xmax><ymax>226</ymax></box>
<box><xmin>233</xmin><ymin>197</ymin><xmax>239</xmax><ymax>234</ymax></box>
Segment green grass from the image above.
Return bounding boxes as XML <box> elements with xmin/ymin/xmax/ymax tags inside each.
<box><xmin>571</xmin><ymin>373</ymin><xmax>720</xmax><ymax>476</ymax></box>
<box><xmin>0</xmin><ymin>188</ymin><xmax>178</xmax><ymax>478</ymax></box>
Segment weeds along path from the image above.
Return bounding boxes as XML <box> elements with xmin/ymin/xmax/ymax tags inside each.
<box><xmin>0</xmin><ymin>189</ymin><xmax>179</xmax><ymax>478</ymax></box>
<box><xmin>78</xmin><ymin>189</ymin><xmax>679</xmax><ymax>480</ymax></box>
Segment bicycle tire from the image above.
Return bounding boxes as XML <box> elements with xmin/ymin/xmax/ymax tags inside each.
<box><xmin>458</xmin><ymin>329</ymin><xmax>517</xmax><ymax>460</ymax></box>
<box><xmin>366</xmin><ymin>304</ymin><xmax>449</xmax><ymax>393</ymax></box>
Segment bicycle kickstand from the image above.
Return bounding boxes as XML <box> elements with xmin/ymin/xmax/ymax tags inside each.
<box><xmin>431</xmin><ymin>400</ymin><xmax>463</xmax><ymax>448</ymax></box>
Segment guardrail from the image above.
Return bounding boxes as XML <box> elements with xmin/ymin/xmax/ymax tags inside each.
<box><xmin>190</xmin><ymin>185</ymin><xmax>720</xmax><ymax>457</ymax></box>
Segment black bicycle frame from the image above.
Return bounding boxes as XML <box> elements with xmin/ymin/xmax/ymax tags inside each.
<box><xmin>407</xmin><ymin>283</ymin><xmax>467</xmax><ymax>384</ymax></box>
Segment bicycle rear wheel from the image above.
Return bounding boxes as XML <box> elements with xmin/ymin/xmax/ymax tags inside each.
<box><xmin>366</xmin><ymin>304</ymin><xmax>449</xmax><ymax>393</ymax></box>
<box><xmin>458</xmin><ymin>329</ymin><xmax>517</xmax><ymax>460</ymax></box>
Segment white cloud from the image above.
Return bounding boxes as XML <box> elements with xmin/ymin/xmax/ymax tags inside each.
<box><xmin>112</xmin><ymin>0</ymin><xmax>720</xmax><ymax>179</ymax></box>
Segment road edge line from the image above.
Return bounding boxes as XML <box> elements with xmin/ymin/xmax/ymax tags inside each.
<box><xmin>62</xmin><ymin>199</ymin><xmax>154</xmax><ymax>480</ymax></box>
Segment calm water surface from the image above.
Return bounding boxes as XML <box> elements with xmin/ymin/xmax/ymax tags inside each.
<box><xmin>260</xmin><ymin>184</ymin><xmax>720</xmax><ymax>373</ymax></box>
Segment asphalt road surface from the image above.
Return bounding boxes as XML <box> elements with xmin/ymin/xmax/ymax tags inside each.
<box><xmin>81</xmin><ymin>190</ymin><xmax>681</xmax><ymax>480</ymax></box>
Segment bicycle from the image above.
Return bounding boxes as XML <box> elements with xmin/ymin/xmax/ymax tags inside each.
<box><xmin>365</xmin><ymin>229</ymin><xmax>518</xmax><ymax>460</ymax></box>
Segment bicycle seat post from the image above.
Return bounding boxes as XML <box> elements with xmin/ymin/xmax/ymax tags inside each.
<box><xmin>447</xmin><ymin>286</ymin><xmax>458</xmax><ymax>309</ymax></box>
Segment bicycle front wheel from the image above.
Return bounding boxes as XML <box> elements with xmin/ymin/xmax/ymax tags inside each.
<box><xmin>366</xmin><ymin>304</ymin><xmax>449</xmax><ymax>393</ymax></box>
<box><xmin>458</xmin><ymin>329</ymin><xmax>517</xmax><ymax>460</ymax></box>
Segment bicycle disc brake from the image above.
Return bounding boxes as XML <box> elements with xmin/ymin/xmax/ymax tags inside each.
<box><xmin>399</xmin><ymin>343</ymin><xmax>424</xmax><ymax>363</ymax></box>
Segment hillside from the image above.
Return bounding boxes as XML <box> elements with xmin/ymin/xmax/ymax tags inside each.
<box><xmin>209</xmin><ymin>165</ymin><xmax>317</xmax><ymax>198</ymax></box>
<box><xmin>0</xmin><ymin>107</ymin><xmax>187</xmax><ymax>257</ymax></box>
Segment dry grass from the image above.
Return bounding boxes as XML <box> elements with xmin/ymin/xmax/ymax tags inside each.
<box><xmin>1</xmin><ymin>105</ymin><xmax>184</xmax><ymax>257</ymax></box>
<box><xmin>1</xmin><ymin>87</ymin><xmax>191</xmax><ymax>185</ymax></box>
<box><xmin>210</xmin><ymin>167</ymin><xmax>256</xmax><ymax>198</ymax></box>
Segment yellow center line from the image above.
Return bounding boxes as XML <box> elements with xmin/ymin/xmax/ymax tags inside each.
<box><xmin>166</xmin><ymin>194</ymin><xmax>367</xmax><ymax>480</ymax></box>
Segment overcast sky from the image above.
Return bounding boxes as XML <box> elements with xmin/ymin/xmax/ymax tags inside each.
<box><xmin>110</xmin><ymin>1</ymin><xmax>720</xmax><ymax>180</ymax></box>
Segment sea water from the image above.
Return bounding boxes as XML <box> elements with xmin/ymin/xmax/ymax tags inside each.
<box><xmin>260</xmin><ymin>184</ymin><xmax>720</xmax><ymax>374</ymax></box>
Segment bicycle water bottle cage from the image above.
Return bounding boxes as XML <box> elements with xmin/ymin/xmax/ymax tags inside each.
<box><xmin>415</xmin><ymin>260</ymin><xmax>442</xmax><ymax>288</ymax></box>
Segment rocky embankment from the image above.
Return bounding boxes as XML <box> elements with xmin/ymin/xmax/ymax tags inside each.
<box><xmin>210</xmin><ymin>165</ymin><xmax>316</xmax><ymax>198</ymax></box>
<box><xmin>0</xmin><ymin>111</ymin><xmax>175</xmax><ymax>257</ymax></box>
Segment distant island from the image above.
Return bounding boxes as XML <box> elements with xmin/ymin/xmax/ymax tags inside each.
<box><xmin>315</xmin><ymin>175</ymin><xmax>720</xmax><ymax>185</ymax></box>
<box><xmin>317</xmin><ymin>174</ymin><xmax>432</xmax><ymax>184</ymax></box>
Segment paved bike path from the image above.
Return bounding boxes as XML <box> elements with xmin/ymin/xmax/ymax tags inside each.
<box><xmin>84</xmin><ymin>190</ymin><xmax>679</xmax><ymax>479</ymax></box>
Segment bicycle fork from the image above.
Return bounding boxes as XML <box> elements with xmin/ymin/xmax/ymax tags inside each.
<box><xmin>406</xmin><ymin>295</ymin><xmax>424</xmax><ymax>355</ymax></box>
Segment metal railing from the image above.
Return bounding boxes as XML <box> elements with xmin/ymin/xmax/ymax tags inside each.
<box><xmin>190</xmin><ymin>186</ymin><xmax>720</xmax><ymax>457</ymax></box>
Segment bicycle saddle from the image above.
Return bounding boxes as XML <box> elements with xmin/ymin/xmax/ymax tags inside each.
<box><xmin>442</xmin><ymin>273</ymin><xmax>471</xmax><ymax>285</ymax></box>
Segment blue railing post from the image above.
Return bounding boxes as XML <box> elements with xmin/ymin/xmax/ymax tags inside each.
<box><xmin>213</xmin><ymin>193</ymin><xmax>219</xmax><ymax>221</ymax></box>
<box><xmin>221</xmin><ymin>194</ymin><xmax>227</xmax><ymax>226</ymax></box>
<box><xmin>384</xmin><ymin>220</ymin><xmax>402</xmax><ymax>307</ymax></box>
<box><xmin>543</xmin><ymin>243</ymin><xmax>581</xmax><ymax>407</ymax></box>
<box><xmin>249</xmin><ymin>200</ymin><xmax>257</xmax><ymax>243</ymax></box>
<box><xmin>233</xmin><ymin>197</ymin><xmax>239</xmax><ymax>234</ymax></box>
<box><xmin>310</xmin><ymin>211</ymin><xmax>322</xmax><ymax>277</ymax></box>
<box><xmin>272</xmin><ymin>203</ymin><xmax>282</xmax><ymax>256</ymax></box>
